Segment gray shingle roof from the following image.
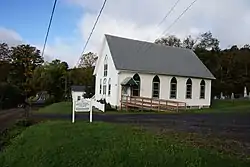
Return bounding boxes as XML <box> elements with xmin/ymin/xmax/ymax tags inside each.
<box><xmin>71</xmin><ymin>85</ymin><xmax>86</xmax><ymax>92</ymax></box>
<box><xmin>105</xmin><ymin>34</ymin><xmax>215</xmax><ymax>79</ymax></box>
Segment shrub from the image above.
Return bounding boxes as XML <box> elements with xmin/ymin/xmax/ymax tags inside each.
<box><xmin>15</xmin><ymin>119</ymin><xmax>35</xmax><ymax>127</ymax></box>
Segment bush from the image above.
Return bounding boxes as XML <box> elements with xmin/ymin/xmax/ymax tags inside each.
<box><xmin>15</xmin><ymin>119</ymin><xmax>35</xmax><ymax>127</ymax></box>
<box><xmin>44</xmin><ymin>96</ymin><xmax>56</xmax><ymax>105</ymax></box>
<box><xmin>0</xmin><ymin>119</ymin><xmax>36</xmax><ymax>151</ymax></box>
<box><xmin>0</xmin><ymin>83</ymin><xmax>24</xmax><ymax>109</ymax></box>
<box><xmin>97</xmin><ymin>99</ymin><xmax>117</xmax><ymax>111</ymax></box>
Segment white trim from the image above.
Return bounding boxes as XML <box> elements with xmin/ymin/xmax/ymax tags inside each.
<box><xmin>93</xmin><ymin>36</ymin><xmax>106</xmax><ymax>75</ymax></box>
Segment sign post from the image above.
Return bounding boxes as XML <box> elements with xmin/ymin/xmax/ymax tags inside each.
<box><xmin>72</xmin><ymin>101</ymin><xmax>75</xmax><ymax>123</ymax></box>
<box><xmin>72</xmin><ymin>98</ymin><xmax>92</xmax><ymax>123</ymax></box>
<box><xmin>89</xmin><ymin>100</ymin><xmax>92</xmax><ymax>123</ymax></box>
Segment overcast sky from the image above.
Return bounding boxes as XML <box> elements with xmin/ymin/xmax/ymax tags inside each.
<box><xmin>1</xmin><ymin>0</ymin><xmax>250</xmax><ymax>67</ymax></box>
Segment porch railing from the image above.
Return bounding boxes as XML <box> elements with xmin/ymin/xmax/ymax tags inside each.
<box><xmin>120</xmin><ymin>95</ymin><xmax>186</xmax><ymax>112</ymax></box>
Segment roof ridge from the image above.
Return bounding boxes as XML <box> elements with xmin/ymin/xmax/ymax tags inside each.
<box><xmin>105</xmin><ymin>34</ymin><xmax>215</xmax><ymax>80</ymax></box>
<box><xmin>105</xmin><ymin>34</ymin><xmax>193</xmax><ymax>52</ymax></box>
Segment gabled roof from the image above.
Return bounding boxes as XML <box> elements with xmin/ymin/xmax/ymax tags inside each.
<box><xmin>105</xmin><ymin>34</ymin><xmax>215</xmax><ymax>80</ymax></box>
<box><xmin>71</xmin><ymin>85</ymin><xmax>86</xmax><ymax>92</ymax></box>
<box><xmin>121</xmin><ymin>77</ymin><xmax>138</xmax><ymax>86</ymax></box>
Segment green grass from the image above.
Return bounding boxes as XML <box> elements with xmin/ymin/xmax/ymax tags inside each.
<box><xmin>0</xmin><ymin>121</ymin><xmax>249</xmax><ymax>167</ymax></box>
<box><xmin>0</xmin><ymin>119</ymin><xmax>35</xmax><ymax>150</ymax></box>
<box><xmin>184</xmin><ymin>100</ymin><xmax>250</xmax><ymax>113</ymax></box>
<box><xmin>35</xmin><ymin>102</ymin><xmax>72</xmax><ymax>114</ymax></box>
<box><xmin>35</xmin><ymin>99</ymin><xmax>250</xmax><ymax>115</ymax></box>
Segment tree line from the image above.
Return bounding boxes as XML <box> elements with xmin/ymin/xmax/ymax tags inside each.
<box><xmin>1</xmin><ymin>31</ymin><xmax>250</xmax><ymax>109</ymax></box>
<box><xmin>0</xmin><ymin>43</ymin><xmax>97</xmax><ymax>109</ymax></box>
<box><xmin>155</xmin><ymin>31</ymin><xmax>250</xmax><ymax>98</ymax></box>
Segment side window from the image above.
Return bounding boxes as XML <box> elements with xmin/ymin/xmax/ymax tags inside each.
<box><xmin>99</xmin><ymin>79</ymin><xmax>102</xmax><ymax>94</ymax></box>
<box><xmin>152</xmin><ymin>75</ymin><xmax>160</xmax><ymax>98</ymax></box>
<box><xmin>200</xmin><ymin>80</ymin><xmax>206</xmax><ymax>99</ymax></box>
<box><xmin>104</xmin><ymin>56</ymin><xmax>108</xmax><ymax>76</ymax></box>
<box><xmin>108</xmin><ymin>78</ymin><xmax>111</xmax><ymax>96</ymax></box>
<box><xmin>186</xmin><ymin>78</ymin><xmax>192</xmax><ymax>99</ymax></box>
<box><xmin>132</xmin><ymin>74</ymin><xmax>140</xmax><ymax>96</ymax></box>
<box><xmin>103</xmin><ymin>78</ymin><xmax>107</xmax><ymax>95</ymax></box>
<box><xmin>170</xmin><ymin>77</ymin><xmax>177</xmax><ymax>99</ymax></box>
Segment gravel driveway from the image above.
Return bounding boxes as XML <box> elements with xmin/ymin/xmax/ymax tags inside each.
<box><xmin>32</xmin><ymin>112</ymin><xmax>250</xmax><ymax>143</ymax></box>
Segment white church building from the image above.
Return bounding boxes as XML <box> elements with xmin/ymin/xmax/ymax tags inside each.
<box><xmin>93</xmin><ymin>34</ymin><xmax>215</xmax><ymax>110</ymax></box>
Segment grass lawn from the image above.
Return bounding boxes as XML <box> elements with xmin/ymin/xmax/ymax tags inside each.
<box><xmin>34</xmin><ymin>99</ymin><xmax>250</xmax><ymax>115</ymax></box>
<box><xmin>184</xmin><ymin>100</ymin><xmax>250</xmax><ymax>113</ymax></box>
<box><xmin>35</xmin><ymin>102</ymin><xmax>72</xmax><ymax>114</ymax></box>
<box><xmin>0</xmin><ymin>121</ymin><xmax>249</xmax><ymax>167</ymax></box>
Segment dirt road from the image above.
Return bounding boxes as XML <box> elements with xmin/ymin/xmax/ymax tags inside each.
<box><xmin>0</xmin><ymin>108</ymin><xmax>25</xmax><ymax>132</ymax></box>
<box><xmin>32</xmin><ymin>112</ymin><xmax>250</xmax><ymax>143</ymax></box>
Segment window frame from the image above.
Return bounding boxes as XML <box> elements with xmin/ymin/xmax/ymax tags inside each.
<box><xmin>108</xmin><ymin>78</ymin><xmax>111</xmax><ymax>96</ymax></box>
<box><xmin>99</xmin><ymin>79</ymin><xmax>102</xmax><ymax>94</ymax></box>
<box><xmin>152</xmin><ymin>75</ymin><xmax>160</xmax><ymax>98</ymax></box>
<box><xmin>103</xmin><ymin>78</ymin><xmax>107</xmax><ymax>95</ymax></box>
<box><xmin>170</xmin><ymin>77</ymin><xmax>177</xmax><ymax>99</ymax></box>
<box><xmin>104</xmin><ymin>56</ymin><xmax>108</xmax><ymax>77</ymax></box>
<box><xmin>200</xmin><ymin>80</ymin><xmax>206</xmax><ymax>99</ymax></box>
<box><xmin>132</xmin><ymin>74</ymin><xmax>140</xmax><ymax>97</ymax></box>
<box><xmin>186</xmin><ymin>78</ymin><xmax>192</xmax><ymax>99</ymax></box>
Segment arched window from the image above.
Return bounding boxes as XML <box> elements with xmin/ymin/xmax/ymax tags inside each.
<box><xmin>99</xmin><ymin>79</ymin><xmax>102</xmax><ymax>94</ymax></box>
<box><xmin>103</xmin><ymin>78</ymin><xmax>107</xmax><ymax>95</ymax></box>
<box><xmin>104</xmin><ymin>56</ymin><xmax>108</xmax><ymax>76</ymax></box>
<box><xmin>152</xmin><ymin>75</ymin><xmax>160</xmax><ymax>98</ymax></box>
<box><xmin>132</xmin><ymin>74</ymin><xmax>140</xmax><ymax>96</ymax></box>
<box><xmin>170</xmin><ymin>77</ymin><xmax>177</xmax><ymax>99</ymax></box>
<box><xmin>200</xmin><ymin>80</ymin><xmax>206</xmax><ymax>99</ymax></box>
<box><xmin>108</xmin><ymin>78</ymin><xmax>111</xmax><ymax>96</ymax></box>
<box><xmin>186</xmin><ymin>78</ymin><xmax>192</xmax><ymax>99</ymax></box>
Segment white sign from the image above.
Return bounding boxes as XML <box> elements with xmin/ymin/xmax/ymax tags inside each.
<box><xmin>72</xmin><ymin>98</ymin><xmax>92</xmax><ymax>123</ymax></box>
<box><xmin>75</xmin><ymin>99</ymin><xmax>91</xmax><ymax>112</ymax></box>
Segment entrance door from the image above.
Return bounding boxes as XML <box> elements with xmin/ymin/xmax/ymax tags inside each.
<box><xmin>131</xmin><ymin>85</ymin><xmax>140</xmax><ymax>97</ymax></box>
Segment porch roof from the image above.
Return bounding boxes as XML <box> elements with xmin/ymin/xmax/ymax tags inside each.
<box><xmin>121</xmin><ymin>77</ymin><xmax>138</xmax><ymax>86</ymax></box>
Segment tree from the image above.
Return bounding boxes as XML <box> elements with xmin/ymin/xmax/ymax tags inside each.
<box><xmin>78</xmin><ymin>52</ymin><xmax>98</xmax><ymax>68</ymax></box>
<box><xmin>196</xmin><ymin>31</ymin><xmax>220</xmax><ymax>50</ymax></box>
<box><xmin>69</xmin><ymin>67</ymin><xmax>95</xmax><ymax>98</ymax></box>
<box><xmin>0</xmin><ymin>82</ymin><xmax>23</xmax><ymax>109</ymax></box>
<box><xmin>155</xmin><ymin>35</ymin><xmax>182</xmax><ymax>47</ymax></box>
<box><xmin>182</xmin><ymin>35</ymin><xmax>197</xmax><ymax>49</ymax></box>
<box><xmin>0</xmin><ymin>43</ymin><xmax>10</xmax><ymax>61</ymax></box>
<box><xmin>154</xmin><ymin>31</ymin><xmax>250</xmax><ymax>97</ymax></box>
<box><xmin>30</xmin><ymin>59</ymin><xmax>69</xmax><ymax>102</ymax></box>
<box><xmin>0</xmin><ymin>61</ymin><xmax>11</xmax><ymax>82</ymax></box>
<box><xmin>9</xmin><ymin>44</ymin><xmax>44</xmax><ymax>95</ymax></box>
<box><xmin>0</xmin><ymin>43</ymin><xmax>11</xmax><ymax>82</ymax></box>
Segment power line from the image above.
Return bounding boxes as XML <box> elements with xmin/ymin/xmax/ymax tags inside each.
<box><xmin>142</xmin><ymin>0</ymin><xmax>199</xmax><ymax>53</ymax></box>
<box><xmin>41</xmin><ymin>0</ymin><xmax>58</xmax><ymax>57</ymax></box>
<box><xmin>157</xmin><ymin>0</ymin><xmax>181</xmax><ymax>27</ymax></box>
<box><xmin>77</xmin><ymin>0</ymin><xmax>108</xmax><ymax>66</ymax></box>
<box><xmin>161</xmin><ymin>0</ymin><xmax>198</xmax><ymax>36</ymax></box>
<box><xmin>136</xmin><ymin>0</ymin><xmax>181</xmax><ymax>53</ymax></box>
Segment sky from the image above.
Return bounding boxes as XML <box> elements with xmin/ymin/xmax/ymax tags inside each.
<box><xmin>0</xmin><ymin>0</ymin><xmax>250</xmax><ymax>67</ymax></box>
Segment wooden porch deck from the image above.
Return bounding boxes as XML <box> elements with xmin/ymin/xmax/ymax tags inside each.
<box><xmin>120</xmin><ymin>95</ymin><xmax>186</xmax><ymax>112</ymax></box>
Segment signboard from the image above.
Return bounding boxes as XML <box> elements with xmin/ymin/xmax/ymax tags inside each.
<box><xmin>72</xmin><ymin>98</ymin><xmax>92</xmax><ymax>123</ymax></box>
<box><xmin>75</xmin><ymin>99</ymin><xmax>91</xmax><ymax>112</ymax></box>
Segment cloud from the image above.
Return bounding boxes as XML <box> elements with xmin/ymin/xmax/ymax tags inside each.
<box><xmin>39</xmin><ymin>37</ymin><xmax>83</xmax><ymax>67</ymax></box>
<box><xmin>0</xmin><ymin>27</ymin><xmax>64</xmax><ymax>65</ymax></box>
<box><xmin>3</xmin><ymin>1</ymin><xmax>250</xmax><ymax>67</ymax></box>
<box><xmin>0</xmin><ymin>27</ymin><xmax>22</xmax><ymax>46</ymax></box>
<box><xmin>69</xmin><ymin>0</ymin><xmax>250</xmax><ymax>53</ymax></box>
